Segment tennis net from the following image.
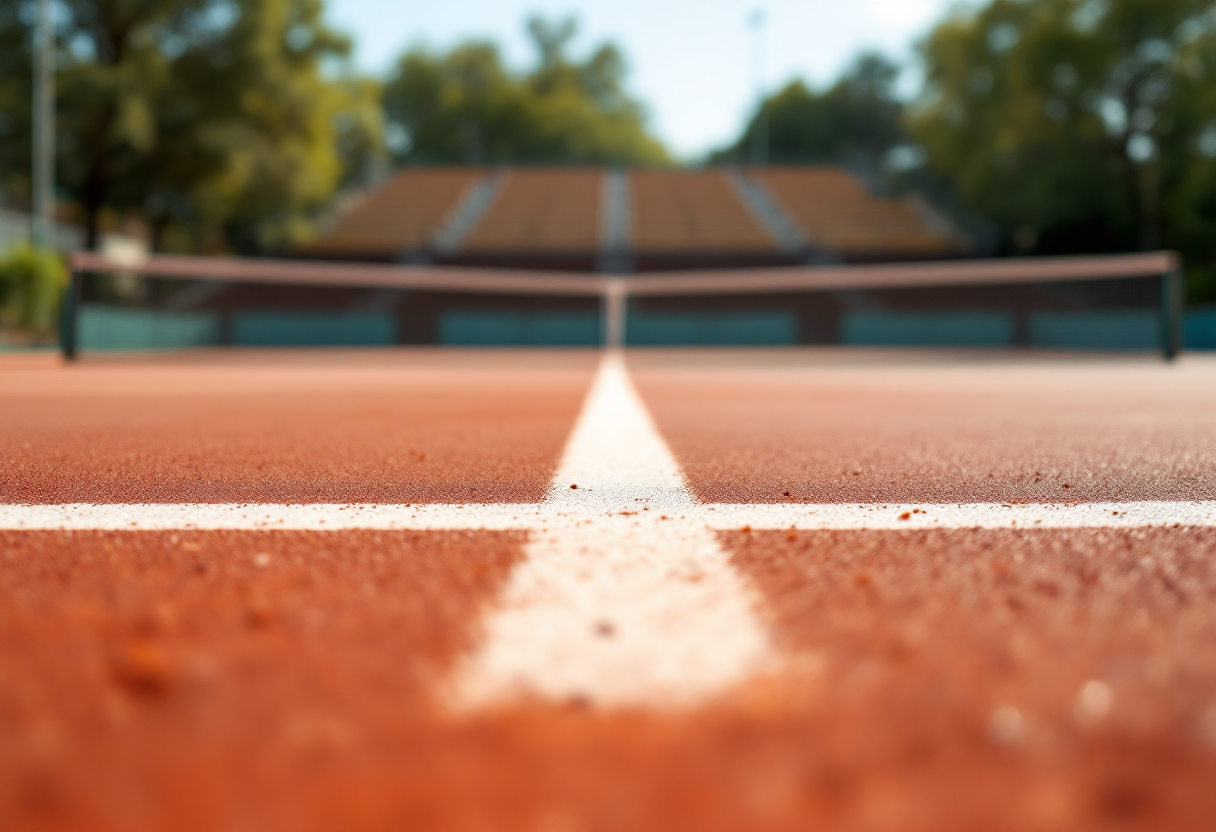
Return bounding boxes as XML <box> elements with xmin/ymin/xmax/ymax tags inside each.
<box><xmin>62</xmin><ymin>250</ymin><xmax>1184</xmax><ymax>358</ymax></box>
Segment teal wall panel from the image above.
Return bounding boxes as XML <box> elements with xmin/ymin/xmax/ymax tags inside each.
<box><xmin>1185</xmin><ymin>307</ymin><xmax>1216</xmax><ymax>350</ymax></box>
<box><xmin>231</xmin><ymin>311</ymin><xmax>396</xmax><ymax>346</ymax></box>
<box><xmin>626</xmin><ymin>311</ymin><xmax>797</xmax><ymax>346</ymax></box>
<box><xmin>439</xmin><ymin>311</ymin><xmax>602</xmax><ymax>346</ymax></box>
<box><xmin>842</xmin><ymin>311</ymin><xmax>1013</xmax><ymax>346</ymax></box>
<box><xmin>1028</xmin><ymin>311</ymin><xmax>1159</xmax><ymax>350</ymax></box>
<box><xmin>80</xmin><ymin>305</ymin><xmax>220</xmax><ymax>351</ymax></box>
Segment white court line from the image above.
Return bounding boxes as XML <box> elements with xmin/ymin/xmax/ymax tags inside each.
<box><xmin>700</xmin><ymin>500</ymin><xmax>1216</xmax><ymax>530</ymax></box>
<box><xmin>4</xmin><ymin>354</ymin><xmax>1216</xmax><ymax>709</ymax></box>
<box><xmin>2</xmin><ymin>501</ymin><xmax>1215</xmax><ymax>531</ymax></box>
<box><xmin>449</xmin><ymin>353</ymin><xmax>773</xmax><ymax>709</ymax></box>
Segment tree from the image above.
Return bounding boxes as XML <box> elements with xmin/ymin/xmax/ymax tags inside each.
<box><xmin>381</xmin><ymin>15</ymin><xmax>668</xmax><ymax>165</ymax></box>
<box><xmin>51</xmin><ymin>0</ymin><xmax>201</xmax><ymax>249</ymax></box>
<box><xmin>0</xmin><ymin>0</ymin><xmax>379</xmax><ymax>253</ymax></box>
<box><xmin>0</xmin><ymin>243</ymin><xmax>65</xmax><ymax>331</ymax></box>
<box><xmin>710</xmin><ymin>54</ymin><xmax>908</xmax><ymax>169</ymax></box>
<box><xmin>143</xmin><ymin>0</ymin><xmax>375</xmax><ymax>253</ymax></box>
<box><xmin>911</xmin><ymin>0</ymin><xmax>1216</xmax><ymax>280</ymax></box>
<box><xmin>0</xmin><ymin>0</ymin><xmax>36</xmax><ymax>207</ymax></box>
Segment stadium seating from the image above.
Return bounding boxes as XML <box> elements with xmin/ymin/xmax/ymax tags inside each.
<box><xmin>297</xmin><ymin>165</ymin><xmax>967</xmax><ymax>268</ymax></box>
<box><xmin>752</xmin><ymin>167</ymin><xmax>963</xmax><ymax>258</ymax></box>
<box><xmin>630</xmin><ymin>170</ymin><xmax>777</xmax><ymax>253</ymax></box>
<box><xmin>296</xmin><ymin>168</ymin><xmax>485</xmax><ymax>259</ymax></box>
<box><xmin>459</xmin><ymin>168</ymin><xmax>602</xmax><ymax>253</ymax></box>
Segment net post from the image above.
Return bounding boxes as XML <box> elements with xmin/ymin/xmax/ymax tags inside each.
<box><xmin>604</xmin><ymin>280</ymin><xmax>626</xmax><ymax>350</ymax></box>
<box><xmin>60</xmin><ymin>267</ymin><xmax>81</xmax><ymax>361</ymax></box>
<box><xmin>1161</xmin><ymin>259</ymin><xmax>1183</xmax><ymax>362</ymax></box>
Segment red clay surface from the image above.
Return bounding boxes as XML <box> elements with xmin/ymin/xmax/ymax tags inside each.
<box><xmin>630</xmin><ymin>351</ymin><xmax>1216</xmax><ymax>504</ymax></box>
<box><xmin>0</xmin><ymin>350</ymin><xmax>596</xmax><ymax>504</ymax></box>
<box><xmin>0</xmin><ymin>529</ymin><xmax>524</xmax><ymax>831</ymax></box>
<box><xmin>4</xmin><ymin>348</ymin><xmax>1216</xmax><ymax>831</ymax></box>
<box><xmin>721</xmin><ymin>526</ymin><xmax>1216</xmax><ymax>830</ymax></box>
<box><xmin>3</xmin><ymin>526</ymin><xmax>1214</xmax><ymax>831</ymax></box>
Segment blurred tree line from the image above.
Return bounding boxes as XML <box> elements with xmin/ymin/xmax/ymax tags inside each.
<box><xmin>382</xmin><ymin>16</ymin><xmax>667</xmax><ymax>165</ymax></box>
<box><xmin>913</xmin><ymin>0</ymin><xmax>1216</xmax><ymax>298</ymax></box>
<box><xmin>710</xmin><ymin>53</ymin><xmax>907</xmax><ymax>171</ymax></box>
<box><xmin>0</xmin><ymin>5</ymin><xmax>661</xmax><ymax>255</ymax></box>
<box><xmin>0</xmin><ymin>0</ymin><xmax>383</xmax><ymax>254</ymax></box>
<box><xmin>715</xmin><ymin>0</ymin><xmax>1216</xmax><ymax>298</ymax></box>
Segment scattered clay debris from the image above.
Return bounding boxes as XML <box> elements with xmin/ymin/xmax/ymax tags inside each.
<box><xmin>989</xmin><ymin>706</ymin><xmax>1026</xmax><ymax>745</ymax></box>
<box><xmin>246</xmin><ymin>596</ymin><xmax>275</xmax><ymax>629</ymax></box>
<box><xmin>899</xmin><ymin>512</ymin><xmax>912</xmax><ymax>520</ymax></box>
<box><xmin>112</xmin><ymin>640</ymin><xmax>174</xmax><ymax>698</ymax></box>
<box><xmin>1074</xmin><ymin>680</ymin><xmax>1114</xmax><ymax>726</ymax></box>
<box><xmin>565</xmin><ymin>694</ymin><xmax>592</xmax><ymax>711</ymax></box>
<box><xmin>570</xmin><ymin>484</ymin><xmax>578</xmax><ymax>490</ymax></box>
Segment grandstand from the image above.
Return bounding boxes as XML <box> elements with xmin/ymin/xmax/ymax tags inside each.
<box><xmin>752</xmin><ymin>167</ymin><xmax>966</xmax><ymax>259</ymax></box>
<box><xmin>296</xmin><ymin>165</ymin><xmax>967</xmax><ymax>270</ymax></box>
<box><xmin>454</xmin><ymin>169</ymin><xmax>604</xmax><ymax>270</ymax></box>
<box><xmin>629</xmin><ymin>170</ymin><xmax>784</xmax><ymax>269</ymax></box>
<box><xmin>295</xmin><ymin>168</ymin><xmax>485</xmax><ymax>261</ymax></box>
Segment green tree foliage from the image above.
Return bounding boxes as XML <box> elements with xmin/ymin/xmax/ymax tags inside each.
<box><xmin>145</xmin><ymin>0</ymin><xmax>381</xmax><ymax>253</ymax></box>
<box><xmin>0</xmin><ymin>0</ymin><xmax>382</xmax><ymax>253</ymax></box>
<box><xmin>382</xmin><ymin>15</ymin><xmax>668</xmax><ymax>165</ymax></box>
<box><xmin>911</xmin><ymin>0</ymin><xmax>1216</xmax><ymax>289</ymax></box>
<box><xmin>711</xmin><ymin>54</ymin><xmax>908</xmax><ymax>168</ymax></box>
<box><xmin>0</xmin><ymin>244</ymin><xmax>66</xmax><ymax>330</ymax></box>
<box><xmin>0</xmin><ymin>1</ymin><xmax>35</xmax><ymax>205</ymax></box>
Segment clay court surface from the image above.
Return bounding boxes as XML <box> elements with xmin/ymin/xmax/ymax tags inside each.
<box><xmin>2</xmin><ymin>348</ymin><xmax>1216</xmax><ymax>831</ymax></box>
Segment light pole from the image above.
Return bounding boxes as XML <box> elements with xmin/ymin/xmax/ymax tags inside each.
<box><xmin>32</xmin><ymin>0</ymin><xmax>54</xmax><ymax>249</ymax></box>
<box><xmin>748</xmin><ymin>9</ymin><xmax>767</xmax><ymax>166</ymax></box>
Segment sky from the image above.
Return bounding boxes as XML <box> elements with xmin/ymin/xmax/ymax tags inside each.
<box><xmin>325</xmin><ymin>0</ymin><xmax>971</xmax><ymax>160</ymax></box>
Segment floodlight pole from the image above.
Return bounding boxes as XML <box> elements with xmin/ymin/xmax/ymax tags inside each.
<box><xmin>32</xmin><ymin>0</ymin><xmax>54</xmax><ymax>250</ymax></box>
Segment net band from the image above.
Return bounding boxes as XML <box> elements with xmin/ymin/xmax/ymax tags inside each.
<box><xmin>69</xmin><ymin>250</ymin><xmax>1177</xmax><ymax>295</ymax></box>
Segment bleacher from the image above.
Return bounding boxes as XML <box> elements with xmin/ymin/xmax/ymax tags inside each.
<box><xmin>630</xmin><ymin>170</ymin><xmax>779</xmax><ymax>267</ymax></box>
<box><xmin>296</xmin><ymin>165</ymin><xmax>968</xmax><ymax>270</ymax></box>
<box><xmin>295</xmin><ymin>168</ymin><xmax>485</xmax><ymax>260</ymax></box>
<box><xmin>753</xmin><ymin>167</ymin><xmax>964</xmax><ymax>259</ymax></box>
<box><xmin>455</xmin><ymin>169</ymin><xmax>603</xmax><ymax>269</ymax></box>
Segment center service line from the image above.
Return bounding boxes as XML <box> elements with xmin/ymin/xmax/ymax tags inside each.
<box><xmin>448</xmin><ymin>353</ymin><xmax>773</xmax><ymax>710</ymax></box>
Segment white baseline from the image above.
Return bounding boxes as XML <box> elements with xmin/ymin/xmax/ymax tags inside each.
<box><xmin>2</xmin><ymin>500</ymin><xmax>1215</xmax><ymax>532</ymax></box>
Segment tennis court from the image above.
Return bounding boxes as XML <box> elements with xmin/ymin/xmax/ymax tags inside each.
<box><xmin>3</xmin><ymin>253</ymin><xmax>1216</xmax><ymax>830</ymax></box>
